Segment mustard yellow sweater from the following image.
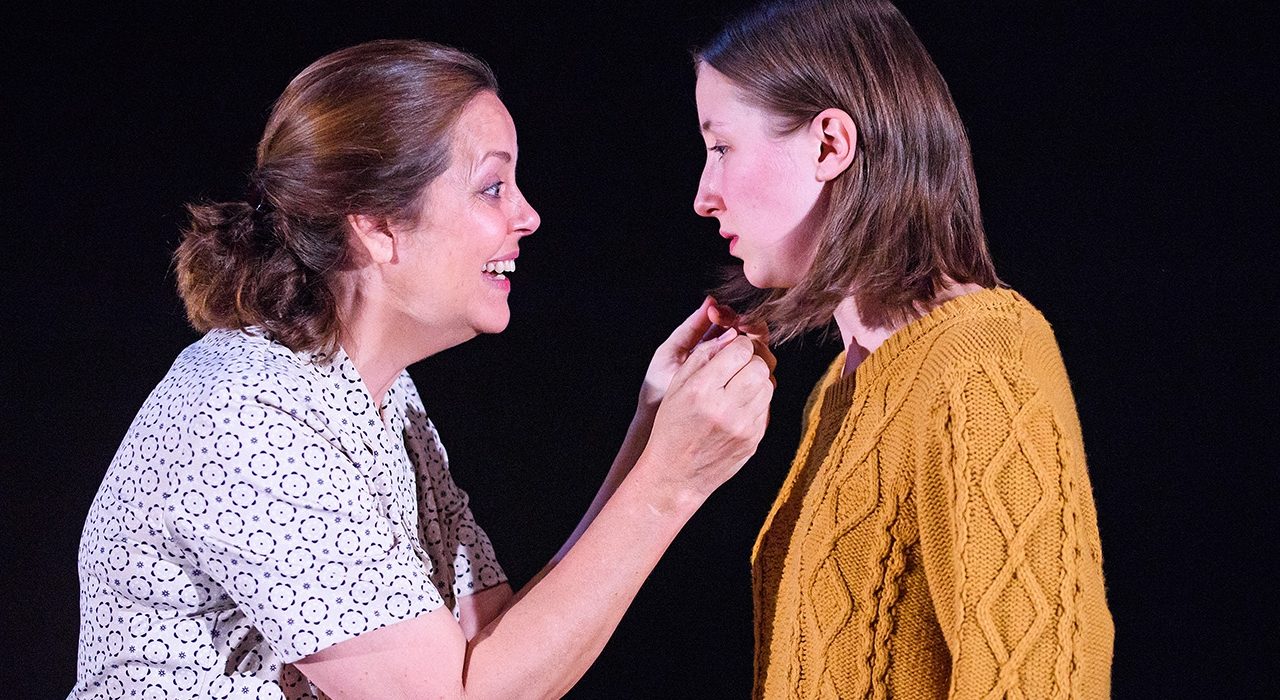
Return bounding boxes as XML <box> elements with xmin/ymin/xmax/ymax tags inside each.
<box><xmin>753</xmin><ymin>288</ymin><xmax>1113</xmax><ymax>699</ymax></box>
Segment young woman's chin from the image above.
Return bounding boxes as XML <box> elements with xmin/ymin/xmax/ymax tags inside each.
<box><xmin>742</xmin><ymin>262</ymin><xmax>795</xmax><ymax>291</ymax></box>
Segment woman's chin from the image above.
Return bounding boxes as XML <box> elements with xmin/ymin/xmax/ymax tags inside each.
<box><xmin>475</xmin><ymin>307</ymin><xmax>512</xmax><ymax>335</ymax></box>
<box><xmin>742</xmin><ymin>264</ymin><xmax>789</xmax><ymax>290</ymax></box>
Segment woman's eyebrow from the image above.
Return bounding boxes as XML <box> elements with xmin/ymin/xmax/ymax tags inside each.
<box><xmin>480</xmin><ymin>150</ymin><xmax>512</xmax><ymax>163</ymax></box>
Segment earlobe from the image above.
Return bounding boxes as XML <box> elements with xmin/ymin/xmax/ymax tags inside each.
<box><xmin>812</xmin><ymin>108</ymin><xmax>857</xmax><ymax>182</ymax></box>
<box><xmin>346</xmin><ymin>213</ymin><xmax>396</xmax><ymax>265</ymax></box>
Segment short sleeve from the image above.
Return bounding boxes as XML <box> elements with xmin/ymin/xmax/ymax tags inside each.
<box><xmin>164</xmin><ymin>387</ymin><xmax>445</xmax><ymax>663</ymax></box>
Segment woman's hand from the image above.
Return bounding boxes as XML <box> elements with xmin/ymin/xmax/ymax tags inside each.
<box><xmin>706</xmin><ymin>302</ymin><xmax>777</xmax><ymax>390</ymax></box>
<box><xmin>638</xmin><ymin>297</ymin><xmax>776</xmax><ymax>414</ymax></box>
<box><xmin>637</xmin><ymin>297</ymin><xmax>717</xmax><ymax>413</ymax></box>
<box><xmin>637</xmin><ymin>328</ymin><xmax>774</xmax><ymax>507</ymax></box>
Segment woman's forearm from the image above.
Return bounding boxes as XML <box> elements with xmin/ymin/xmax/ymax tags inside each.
<box><xmin>551</xmin><ymin>403</ymin><xmax>657</xmax><ymax>564</ymax></box>
<box><xmin>461</xmin><ymin>451</ymin><xmax>700</xmax><ymax>699</ymax></box>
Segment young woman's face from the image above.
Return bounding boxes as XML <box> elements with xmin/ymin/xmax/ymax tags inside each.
<box><xmin>389</xmin><ymin>91</ymin><xmax>539</xmax><ymax>342</ymax></box>
<box><xmin>694</xmin><ymin>67</ymin><xmax>826</xmax><ymax>289</ymax></box>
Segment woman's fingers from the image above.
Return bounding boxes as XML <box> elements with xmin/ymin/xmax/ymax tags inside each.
<box><xmin>644</xmin><ymin>331</ymin><xmax>774</xmax><ymax>500</ymax></box>
<box><xmin>707</xmin><ymin>303</ymin><xmax>739</xmax><ymax>329</ymax></box>
<box><xmin>693</xmin><ymin>334</ymin><xmax>759</xmax><ymax>390</ymax></box>
<box><xmin>706</xmin><ymin>303</ymin><xmax>776</xmax><ymax>376</ymax></box>
<box><xmin>699</xmin><ymin>323</ymin><xmax>730</xmax><ymax>344</ymax></box>
<box><xmin>662</xmin><ymin>296</ymin><xmax>717</xmax><ymax>357</ymax></box>
<box><xmin>747</xmin><ymin>334</ymin><xmax>777</xmax><ymax>373</ymax></box>
<box><xmin>726</xmin><ymin>354</ymin><xmax>773</xmax><ymax>404</ymax></box>
<box><xmin>669</xmin><ymin>327</ymin><xmax>739</xmax><ymax>392</ymax></box>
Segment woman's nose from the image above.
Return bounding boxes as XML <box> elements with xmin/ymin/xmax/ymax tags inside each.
<box><xmin>694</xmin><ymin>172</ymin><xmax>721</xmax><ymax>218</ymax></box>
<box><xmin>513</xmin><ymin>195</ymin><xmax>540</xmax><ymax>237</ymax></box>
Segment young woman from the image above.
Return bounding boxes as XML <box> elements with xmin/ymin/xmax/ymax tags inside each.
<box><xmin>692</xmin><ymin>1</ymin><xmax>1114</xmax><ymax>697</ymax></box>
<box><xmin>71</xmin><ymin>39</ymin><xmax>774</xmax><ymax>698</ymax></box>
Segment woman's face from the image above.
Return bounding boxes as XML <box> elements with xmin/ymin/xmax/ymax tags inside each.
<box><xmin>387</xmin><ymin>91</ymin><xmax>539</xmax><ymax>345</ymax></box>
<box><xmin>694</xmin><ymin>67</ymin><xmax>826</xmax><ymax>289</ymax></box>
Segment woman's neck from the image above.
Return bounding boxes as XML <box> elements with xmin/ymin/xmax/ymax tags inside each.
<box><xmin>333</xmin><ymin>274</ymin><xmax>426</xmax><ymax>410</ymax></box>
<box><xmin>832</xmin><ymin>297</ymin><xmax>896</xmax><ymax>379</ymax></box>
<box><xmin>832</xmin><ymin>280</ymin><xmax>986</xmax><ymax>379</ymax></box>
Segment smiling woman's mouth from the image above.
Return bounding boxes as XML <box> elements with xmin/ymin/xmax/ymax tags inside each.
<box><xmin>482</xmin><ymin>259</ymin><xmax>515</xmax><ymax>279</ymax></box>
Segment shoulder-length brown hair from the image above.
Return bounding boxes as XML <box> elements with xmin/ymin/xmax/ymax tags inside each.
<box><xmin>696</xmin><ymin>0</ymin><xmax>1000</xmax><ymax>342</ymax></box>
<box><xmin>175</xmin><ymin>40</ymin><xmax>497</xmax><ymax>355</ymax></box>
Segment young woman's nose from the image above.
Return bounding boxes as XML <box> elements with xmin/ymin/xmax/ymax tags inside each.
<box><xmin>694</xmin><ymin>170</ymin><xmax>722</xmax><ymax>218</ymax></box>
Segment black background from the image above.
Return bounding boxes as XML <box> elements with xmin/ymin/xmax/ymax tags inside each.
<box><xmin>3</xmin><ymin>2</ymin><xmax>1274</xmax><ymax>697</ymax></box>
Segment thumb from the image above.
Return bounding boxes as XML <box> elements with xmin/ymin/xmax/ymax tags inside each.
<box><xmin>707</xmin><ymin>302</ymin><xmax>740</xmax><ymax>329</ymax></box>
<box><xmin>661</xmin><ymin>296</ymin><xmax>717</xmax><ymax>357</ymax></box>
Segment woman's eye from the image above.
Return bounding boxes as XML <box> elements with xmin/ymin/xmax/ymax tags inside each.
<box><xmin>709</xmin><ymin>145</ymin><xmax>729</xmax><ymax>157</ymax></box>
<box><xmin>482</xmin><ymin>181</ymin><xmax>504</xmax><ymax>197</ymax></box>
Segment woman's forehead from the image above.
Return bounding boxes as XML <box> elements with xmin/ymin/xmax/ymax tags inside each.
<box><xmin>453</xmin><ymin>92</ymin><xmax>517</xmax><ymax>155</ymax></box>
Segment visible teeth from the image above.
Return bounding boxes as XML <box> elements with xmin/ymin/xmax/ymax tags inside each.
<box><xmin>482</xmin><ymin>259</ymin><xmax>516</xmax><ymax>273</ymax></box>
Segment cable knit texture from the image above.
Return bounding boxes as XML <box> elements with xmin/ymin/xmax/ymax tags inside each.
<box><xmin>752</xmin><ymin>288</ymin><xmax>1113</xmax><ymax>699</ymax></box>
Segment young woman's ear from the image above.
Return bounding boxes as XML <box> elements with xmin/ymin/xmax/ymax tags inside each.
<box><xmin>810</xmin><ymin>108</ymin><xmax>857</xmax><ymax>182</ymax></box>
<box><xmin>346</xmin><ymin>213</ymin><xmax>397</xmax><ymax>264</ymax></box>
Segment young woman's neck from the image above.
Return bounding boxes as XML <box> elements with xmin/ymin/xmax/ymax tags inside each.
<box><xmin>832</xmin><ymin>296</ymin><xmax>895</xmax><ymax>379</ymax></box>
<box><xmin>832</xmin><ymin>280</ymin><xmax>986</xmax><ymax>379</ymax></box>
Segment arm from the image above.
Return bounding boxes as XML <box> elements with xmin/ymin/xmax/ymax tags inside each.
<box><xmin>296</xmin><ymin>329</ymin><xmax>774</xmax><ymax>699</ymax></box>
<box><xmin>916</xmin><ymin>357</ymin><xmax>1112</xmax><ymax>699</ymax></box>
<box><xmin>551</xmin><ymin>296</ymin><xmax>774</xmax><ymax>564</ymax></box>
<box><xmin>460</xmin><ymin>298</ymin><xmax>732</xmax><ymax>640</ymax></box>
<box><xmin>549</xmin><ymin>401</ymin><xmax>656</xmax><ymax>563</ymax></box>
<box><xmin>456</xmin><ymin>401</ymin><xmax>653</xmax><ymax>642</ymax></box>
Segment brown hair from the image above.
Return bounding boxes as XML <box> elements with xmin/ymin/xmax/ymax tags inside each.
<box><xmin>175</xmin><ymin>39</ymin><xmax>498</xmax><ymax>354</ymax></box>
<box><xmin>696</xmin><ymin>0</ymin><xmax>1000</xmax><ymax>342</ymax></box>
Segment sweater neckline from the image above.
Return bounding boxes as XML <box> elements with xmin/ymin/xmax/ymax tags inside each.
<box><xmin>823</xmin><ymin>287</ymin><xmax>1022</xmax><ymax>400</ymax></box>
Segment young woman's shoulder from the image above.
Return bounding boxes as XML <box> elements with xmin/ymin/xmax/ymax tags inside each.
<box><xmin>924</xmin><ymin>288</ymin><xmax>1062</xmax><ymax>368</ymax></box>
<box><xmin>923</xmin><ymin>288</ymin><xmax>1078</xmax><ymax>407</ymax></box>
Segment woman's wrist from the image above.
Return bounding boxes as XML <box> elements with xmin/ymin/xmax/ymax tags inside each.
<box><xmin>625</xmin><ymin>452</ymin><xmax>707</xmax><ymax>520</ymax></box>
<box><xmin>631</xmin><ymin>399</ymin><xmax>658</xmax><ymax>432</ymax></box>
<box><xmin>636</xmin><ymin>383</ymin><xmax>663</xmax><ymax>415</ymax></box>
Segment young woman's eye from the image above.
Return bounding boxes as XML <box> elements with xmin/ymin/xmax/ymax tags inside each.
<box><xmin>482</xmin><ymin>181</ymin><xmax>504</xmax><ymax>197</ymax></box>
<box><xmin>709</xmin><ymin>144</ymin><xmax>729</xmax><ymax>158</ymax></box>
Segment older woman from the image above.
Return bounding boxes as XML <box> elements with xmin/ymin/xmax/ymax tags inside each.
<box><xmin>71</xmin><ymin>39</ymin><xmax>773</xmax><ymax>699</ymax></box>
<box><xmin>691</xmin><ymin>1</ymin><xmax>1114</xmax><ymax>697</ymax></box>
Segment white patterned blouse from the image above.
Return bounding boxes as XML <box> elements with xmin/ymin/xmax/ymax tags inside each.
<box><xmin>71</xmin><ymin>328</ymin><xmax>506</xmax><ymax>699</ymax></box>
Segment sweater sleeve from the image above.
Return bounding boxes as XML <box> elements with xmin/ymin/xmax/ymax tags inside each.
<box><xmin>915</xmin><ymin>356</ymin><xmax>1111</xmax><ymax>699</ymax></box>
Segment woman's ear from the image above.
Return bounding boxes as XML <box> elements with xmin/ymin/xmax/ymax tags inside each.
<box><xmin>346</xmin><ymin>213</ymin><xmax>396</xmax><ymax>264</ymax></box>
<box><xmin>810</xmin><ymin>108</ymin><xmax>857</xmax><ymax>182</ymax></box>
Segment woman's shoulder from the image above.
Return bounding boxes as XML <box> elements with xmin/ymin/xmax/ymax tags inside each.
<box><xmin>157</xmin><ymin>328</ymin><xmax>322</xmax><ymax>415</ymax></box>
<box><xmin>919</xmin><ymin>288</ymin><xmax>1076</xmax><ymax>398</ymax></box>
<box><xmin>923</xmin><ymin>288</ymin><xmax>1058</xmax><ymax>361</ymax></box>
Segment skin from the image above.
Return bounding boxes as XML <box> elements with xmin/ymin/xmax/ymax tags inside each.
<box><xmin>693</xmin><ymin>67</ymin><xmax>827</xmax><ymax>290</ymax></box>
<box><xmin>693</xmin><ymin>66</ymin><xmax>981</xmax><ymax>375</ymax></box>
<box><xmin>336</xmin><ymin>92</ymin><xmax>539</xmax><ymax>405</ymax></box>
<box><xmin>295</xmin><ymin>91</ymin><xmax>775</xmax><ymax>699</ymax></box>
